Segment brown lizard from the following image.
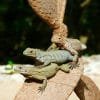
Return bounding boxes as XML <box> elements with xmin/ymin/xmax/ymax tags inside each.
<box><xmin>27</xmin><ymin>0</ymin><xmax>86</xmax><ymax>60</ymax></box>
<box><xmin>48</xmin><ymin>38</ymin><xmax>86</xmax><ymax>63</ymax></box>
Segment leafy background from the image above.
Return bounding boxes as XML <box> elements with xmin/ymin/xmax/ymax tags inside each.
<box><xmin>0</xmin><ymin>0</ymin><xmax>99</xmax><ymax>64</ymax></box>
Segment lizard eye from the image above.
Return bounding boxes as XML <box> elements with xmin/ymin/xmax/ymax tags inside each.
<box><xmin>30</xmin><ymin>50</ymin><xmax>33</xmax><ymax>53</ymax></box>
<box><xmin>19</xmin><ymin>66</ymin><xmax>22</xmax><ymax>69</ymax></box>
<box><xmin>58</xmin><ymin>37</ymin><xmax>61</xmax><ymax>39</ymax></box>
<box><xmin>25</xmin><ymin>70</ymin><xmax>27</xmax><ymax>72</ymax></box>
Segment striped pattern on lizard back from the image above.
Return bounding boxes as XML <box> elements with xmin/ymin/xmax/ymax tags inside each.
<box><xmin>23</xmin><ymin>48</ymin><xmax>74</xmax><ymax>66</ymax></box>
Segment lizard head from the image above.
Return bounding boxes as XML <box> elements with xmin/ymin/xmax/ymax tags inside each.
<box><xmin>23</xmin><ymin>48</ymin><xmax>39</xmax><ymax>57</ymax></box>
<box><xmin>51</xmin><ymin>37</ymin><xmax>87</xmax><ymax>52</ymax></box>
<box><xmin>14</xmin><ymin>65</ymin><xmax>33</xmax><ymax>75</ymax></box>
<box><xmin>68</xmin><ymin>38</ymin><xmax>87</xmax><ymax>51</ymax></box>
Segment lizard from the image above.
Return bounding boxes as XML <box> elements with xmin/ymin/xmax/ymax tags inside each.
<box><xmin>49</xmin><ymin>38</ymin><xmax>87</xmax><ymax>64</ymax></box>
<box><xmin>14</xmin><ymin>63</ymin><xmax>71</xmax><ymax>92</ymax></box>
<box><xmin>27</xmin><ymin>0</ymin><xmax>70</xmax><ymax>53</ymax></box>
<box><xmin>23</xmin><ymin>48</ymin><xmax>74</xmax><ymax>67</ymax></box>
<box><xmin>27</xmin><ymin>0</ymin><xmax>87</xmax><ymax>61</ymax></box>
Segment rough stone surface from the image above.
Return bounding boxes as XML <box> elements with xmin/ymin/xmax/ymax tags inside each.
<box><xmin>75</xmin><ymin>75</ymin><xmax>100</xmax><ymax>100</ymax></box>
<box><xmin>0</xmin><ymin>70</ymin><xmax>25</xmax><ymax>100</ymax></box>
<box><xmin>83</xmin><ymin>55</ymin><xmax>100</xmax><ymax>89</ymax></box>
<box><xmin>28</xmin><ymin>0</ymin><xmax>67</xmax><ymax>28</ymax></box>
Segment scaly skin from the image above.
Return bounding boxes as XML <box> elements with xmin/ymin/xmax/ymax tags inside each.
<box><xmin>23</xmin><ymin>48</ymin><xmax>74</xmax><ymax>66</ymax></box>
<box><xmin>14</xmin><ymin>63</ymin><xmax>70</xmax><ymax>92</ymax></box>
<box><xmin>50</xmin><ymin>38</ymin><xmax>86</xmax><ymax>63</ymax></box>
<box><xmin>27</xmin><ymin>0</ymin><xmax>87</xmax><ymax>60</ymax></box>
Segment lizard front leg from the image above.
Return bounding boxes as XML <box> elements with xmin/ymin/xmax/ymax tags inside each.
<box><xmin>28</xmin><ymin>74</ymin><xmax>47</xmax><ymax>92</ymax></box>
<box><xmin>68</xmin><ymin>52</ymin><xmax>79</xmax><ymax>69</ymax></box>
<box><xmin>47</xmin><ymin>43</ymin><xmax>59</xmax><ymax>51</ymax></box>
<box><xmin>66</xmin><ymin>49</ymin><xmax>79</xmax><ymax>69</ymax></box>
<box><xmin>38</xmin><ymin>77</ymin><xmax>47</xmax><ymax>93</ymax></box>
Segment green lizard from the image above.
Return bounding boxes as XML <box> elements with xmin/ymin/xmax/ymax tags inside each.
<box><xmin>23</xmin><ymin>48</ymin><xmax>74</xmax><ymax>67</ymax></box>
<box><xmin>14</xmin><ymin>63</ymin><xmax>70</xmax><ymax>92</ymax></box>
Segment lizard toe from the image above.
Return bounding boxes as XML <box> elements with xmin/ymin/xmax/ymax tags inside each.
<box><xmin>68</xmin><ymin>62</ymin><xmax>79</xmax><ymax>69</ymax></box>
<box><xmin>38</xmin><ymin>86</ymin><xmax>45</xmax><ymax>93</ymax></box>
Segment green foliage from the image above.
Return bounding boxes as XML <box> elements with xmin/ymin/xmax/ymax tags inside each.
<box><xmin>5</xmin><ymin>60</ymin><xmax>14</xmax><ymax>70</ymax></box>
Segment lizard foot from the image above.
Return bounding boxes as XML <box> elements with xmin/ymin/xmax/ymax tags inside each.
<box><xmin>68</xmin><ymin>62</ymin><xmax>79</xmax><ymax>69</ymax></box>
<box><xmin>38</xmin><ymin>85</ymin><xmax>46</xmax><ymax>93</ymax></box>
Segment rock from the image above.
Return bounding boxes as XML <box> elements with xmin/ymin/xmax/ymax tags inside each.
<box><xmin>0</xmin><ymin>65</ymin><xmax>25</xmax><ymax>100</ymax></box>
<box><xmin>75</xmin><ymin>75</ymin><xmax>100</xmax><ymax>100</ymax></box>
<box><xmin>0</xmin><ymin>55</ymin><xmax>100</xmax><ymax>100</ymax></box>
<box><xmin>83</xmin><ymin>55</ymin><xmax>100</xmax><ymax>89</ymax></box>
<box><xmin>15</xmin><ymin>59</ymin><xmax>84</xmax><ymax>100</ymax></box>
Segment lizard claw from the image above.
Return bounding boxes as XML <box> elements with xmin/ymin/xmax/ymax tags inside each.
<box><xmin>38</xmin><ymin>85</ymin><xmax>45</xmax><ymax>93</ymax></box>
<box><xmin>68</xmin><ymin>62</ymin><xmax>79</xmax><ymax>69</ymax></box>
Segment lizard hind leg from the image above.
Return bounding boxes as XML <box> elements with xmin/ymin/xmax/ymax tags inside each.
<box><xmin>68</xmin><ymin>57</ymin><xmax>80</xmax><ymax>69</ymax></box>
<box><xmin>60</xmin><ymin>64</ymin><xmax>71</xmax><ymax>73</ymax></box>
<box><xmin>68</xmin><ymin>53</ymin><xmax>79</xmax><ymax>69</ymax></box>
